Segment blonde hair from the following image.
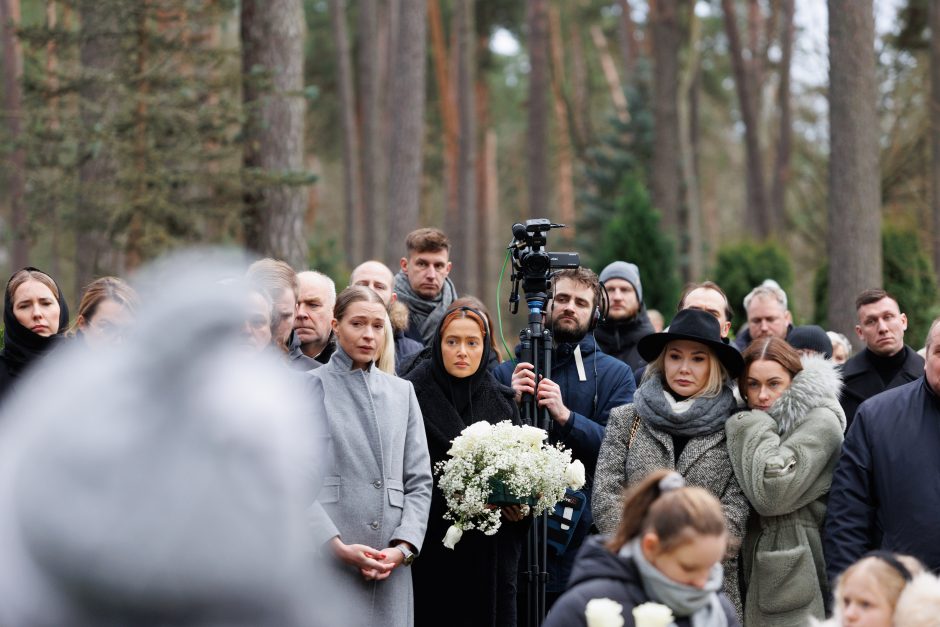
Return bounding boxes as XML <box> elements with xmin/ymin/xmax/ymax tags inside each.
<box><xmin>68</xmin><ymin>277</ymin><xmax>138</xmax><ymax>336</ymax></box>
<box><xmin>643</xmin><ymin>341</ymin><xmax>729</xmax><ymax>398</ymax></box>
<box><xmin>374</xmin><ymin>312</ymin><xmax>396</xmax><ymax>375</ymax></box>
<box><xmin>7</xmin><ymin>268</ymin><xmax>59</xmax><ymax>301</ymax></box>
<box><xmin>831</xmin><ymin>554</ymin><xmax>924</xmax><ymax>622</ymax></box>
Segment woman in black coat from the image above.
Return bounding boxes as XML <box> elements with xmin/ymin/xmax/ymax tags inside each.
<box><xmin>0</xmin><ymin>267</ymin><xmax>69</xmax><ymax>406</ymax></box>
<box><xmin>404</xmin><ymin>303</ymin><xmax>526</xmax><ymax>627</ymax></box>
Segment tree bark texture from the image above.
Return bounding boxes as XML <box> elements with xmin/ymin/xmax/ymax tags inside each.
<box><xmin>650</xmin><ymin>0</ymin><xmax>681</xmax><ymax>234</ymax></box>
<box><xmin>678</xmin><ymin>4</ymin><xmax>702</xmax><ymax>281</ymax></box>
<box><xmin>330</xmin><ymin>0</ymin><xmax>363</xmax><ymax>268</ymax></box>
<box><xmin>770</xmin><ymin>0</ymin><xmax>794</xmax><ymax>231</ymax></box>
<box><xmin>827</xmin><ymin>0</ymin><xmax>881</xmax><ymax>347</ymax></box>
<box><xmin>76</xmin><ymin>0</ymin><xmax>122</xmax><ymax>294</ymax></box>
<box><xmin>722</xmin><ymin>0</ymin><xmax>771</xmax><ymax>239</ymax></box>
<box><xmin>616</xmin><ymin>0</ymin><xmax>639</xmax><ymax>77</ymax></box>
<box><xmin>428</xmin><ymin>0</ymin><xmax>458</xmax><ymax>229</ymax></box>
<box><xmin>241</xmin><ymin>0</ymin><xmax>307</xmax><ymax>269</ymax></box>
<box><xmin>931</xmin><ymin>0</ymin><xmax>940</xmax><ymax>280</ymax></box>
<box><xmin>356</xmin><ymin>0</ymin><xmax>379</xmax><ymax>258</ymax></box>
<box><xmin>454</xmin><ymin>0</ymin><xmax>477</xmax><ymax>294</ymax></box>
<box><xmin>0</xmin><ymin>0</ymin><xmax>27</xmax><ymax>271</ymax></box>
<box><xmin>526</xmin><ymin>0</ymin><xmax>550</xmax><ymax>217</ymax></box>
<box><xmin>385</xmin><ymin>0</ymin><xmax>426</xmax><ymax>267</ymax></box>
<box><xmin>548</xmin><ymin>5</ymin><xmax>576</xmax><ymax>238</ymax></box>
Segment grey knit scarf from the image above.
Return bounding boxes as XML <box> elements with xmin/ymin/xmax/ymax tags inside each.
<box><xmin>393</xmin><ymin>271</ymin><xmax>457</xmax><ymax>345</ymax></box>
<box><xmin>621</xmin><ymin>539</ymin><xmax>728</xmax><ymax>627</ymax></box>
<box><xmin>634</xmin><ymin>375</ymin><xmax>737</xmax><ymax>437</ymax></box>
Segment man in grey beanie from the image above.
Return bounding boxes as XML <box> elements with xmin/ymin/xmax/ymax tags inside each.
<box><xmin>594</xmin><ymin>261</ymin><xmax>655</xmax><ymax>372</ymax></box>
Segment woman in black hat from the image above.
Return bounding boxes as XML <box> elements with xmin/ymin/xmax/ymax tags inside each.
<box><xmin>0</xmin><ymin>267</ymin><xmax>69</xmax><ymax>406</ymax></box>
<box><xmin>591</xmin><ymin>308</ymin><xmax>749</xmax><ymax>617</ymax></box>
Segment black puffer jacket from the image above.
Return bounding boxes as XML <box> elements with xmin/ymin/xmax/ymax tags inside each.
<box><xmin>544</xmin><ymin>536</ymin><xmax>740</xmax><ymax>627</ymax></box>
<box><xmin>593</xmin><ymin>308</ymin><xmax>655</xmax><ymax>372</ymax></box>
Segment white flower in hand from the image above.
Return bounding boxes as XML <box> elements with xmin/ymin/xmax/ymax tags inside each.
<box><xmin>443</xmin><ymin>524</ymin><xmax>463</xmax><ymax>550</ymax></box>
<box><xmin>565</xmin><ymin>459</ymin><xmax>586</xmax><ymax>490</ymax></box>
<box><xmin>585</xmin><ymin>598</ymin><xmax>624</xmax><ymax>627</ymax></box>
<box><xmin>632</xmin><ymin>602</ymin><xmax>674</xmax><ymax>627</ymax></box>
<box><xmin>519</xmin><ymin>424</ymin><xmax>547</xmax><ymax>448</ymax></box>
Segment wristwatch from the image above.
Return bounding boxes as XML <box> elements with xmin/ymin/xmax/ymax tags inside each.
<box><xmin>394</xmin><ymin>542</ymin><xmax>417</xmax><ymax>566</ymax></box>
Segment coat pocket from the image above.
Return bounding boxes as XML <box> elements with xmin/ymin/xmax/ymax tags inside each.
<box><xmin>755</xmin><ymin>545</ymin><xmax>816</xmax><ymax>615</ymax></box>
<box><xmin>386</xmin><ymin>478</ymin><xmax>404</xmax><ymax>508</ymax></box>
<box><xmin>319</xmin><ymin>475</ymin><xmax>341</xmax><ymax>504</ymax></box>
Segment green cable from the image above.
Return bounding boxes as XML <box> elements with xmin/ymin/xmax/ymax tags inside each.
<box><xmin>495</xmin><ymin>248</ymin><xmax>518</xmax><ymax>364</ymax></box>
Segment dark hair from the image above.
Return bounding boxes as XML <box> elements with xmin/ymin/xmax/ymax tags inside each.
<box><xmin>855</xmin><ymin>288</ymin><xmax>900</xmax><ymax>312</ymax></box>
<box><xmin>678</xmin><ymin>281</ymin><xmax>734</xmax><ymax>323</ymax></box>
<box><xmin>448</xmin><ymin>296</ymin><xmax>500</xmax><ymax>362</ymax></box>
<box><xmin>554</xmin><ymin>267</ymin><xmax>601</xmax><ymax>310</ymax></box>
<box><xmin>334</xmin><ymin>285</ymin><xmax>386</xmax><ymax>321</ymax></box>
<box><xmin>738</xmin><ymin>336</ymin><xmax>804</xmax><ymax>394</ymax></box>
<box><xmin>606</xmin><ymin>469</ymin><xmax>727</xmax><ymax>554</ymax></box>
<box><xmin>405</xmin><ymin>227</ymin><xmax>450</xmax><ymax>255</ymax></box>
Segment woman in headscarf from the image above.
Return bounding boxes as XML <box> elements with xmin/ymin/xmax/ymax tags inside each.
<box><xmin>403</xmin><ymin>303</ymin><xmax>525</xmax><ymax>627</ymax></box>
<box><xmin>307</xmin><ymin>286</ymin><xmax>433</xmax><ymax>627</ymax></box>
<box><xmin>0</xmin><ymin>267</ymin><xmax>69</xmax><ymax>405</ymax></box>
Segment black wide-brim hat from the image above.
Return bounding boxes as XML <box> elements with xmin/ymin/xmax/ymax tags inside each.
<box><xmin>638</xmin><ymin>308</ymin><xmax>745</xmax><ymax>378</ymax></box>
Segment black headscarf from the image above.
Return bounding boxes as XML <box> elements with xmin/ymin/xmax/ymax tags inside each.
<box><xmin>1</xmin><ymin>267</ymin><xmax>70</xmax><ymax>378</ymax></box>
<box><xmin>429</xmin><ymin>308</ymin><xmax>492</xmax><ymax>421</ymax></box>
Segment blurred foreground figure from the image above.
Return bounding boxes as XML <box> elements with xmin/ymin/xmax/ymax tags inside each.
<box><xmin>0</xmin><ymin>251</ymin><xmax>334</xmax><ymax>627</ymax></box>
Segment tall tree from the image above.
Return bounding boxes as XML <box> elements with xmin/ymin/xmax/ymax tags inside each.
<box><xmin>771</xmin><ymin>0</ymin><xmax>795</xmax><ymax>225</ymax></box>
<box><xmin>931</xmin><ymin>0</ymin><xmax>940</xmax><ymax>280</ymax></box>
<box><xmin>357</xmin><ymin>0</ymin><xmax>379</xmax><ymax>258</ymax></box>
<box><xmin>0</xmin><ymin>0</ymin><xmax>27</xmax><ymax>270</ymax></box>
<box><xmin>827</xmin><ymin>0</ymin><xmax>881</xmax><ymax>346</ymax></box>
<box><xmin>385</xmin><ymin>0</ymin><xmax>427</xmax><ymax>267</ymax></box>
<box><xmin>454</xmin><ymin>0</ymin><xmax>477</xmax><ymax>294</ymax></box>
<box><xmin>241</xmin><ymin>0</ymin><xmax>307</xmax><ymax>268</ymax></box>
<box><xmin>330</xmin><ymin>0</ymin><xmax>363</xmax><ymax>268</ymax></box>
<box><xmin>650</xmin><ymin>0</ymin><xmax>681</xmax><ymax>234</ymax></box>
<box><xmin>678</xmin><ymin>4</ymin><xmax>703</xmax><ymax>279</ymax></box>
<box><xmin>722</xmin><ymin>0</ymin><xmax>771</xmax><ymax>238</ymax></box>
<box><xmin>526</xmin><ymin>0</ymin><xmax>550</xmax><ymax>217</ymax></box>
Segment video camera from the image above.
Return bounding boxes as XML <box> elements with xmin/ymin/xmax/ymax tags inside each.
<box><xmin>509</xmin><ymin>219</ymin><xmax>580</xmax><ymax>314</ymax></box>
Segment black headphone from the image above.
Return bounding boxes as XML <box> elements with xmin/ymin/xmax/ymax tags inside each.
<box><xmin>547</xmin><ymin>274</ymin><xmax>609</xmax><ymax>332</ymax></box>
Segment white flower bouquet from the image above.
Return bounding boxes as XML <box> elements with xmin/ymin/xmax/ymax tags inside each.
<box><xmin>436</xmin><ymin>420</ymin><xmax>585</xmax><ymax>548</ymax></box>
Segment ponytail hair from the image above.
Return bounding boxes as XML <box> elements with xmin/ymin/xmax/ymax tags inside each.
<box><xmin>606</xmin><ymin>469</ymin><xmax>728</xmax><ymax>553</ymax></box>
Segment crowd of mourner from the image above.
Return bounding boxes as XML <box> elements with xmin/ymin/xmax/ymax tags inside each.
<box><xmin>0</xmin><ymin>227</ymin><xmax>939</xmax><ymax>626</ymax></box>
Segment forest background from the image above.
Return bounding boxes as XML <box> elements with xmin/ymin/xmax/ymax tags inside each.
<box><xmin>1</xmin><ymin>0</ymin><xmax>939</xmax><ymax>350</ymax></box>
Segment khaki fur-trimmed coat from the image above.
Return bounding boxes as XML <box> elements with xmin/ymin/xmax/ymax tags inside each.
<box><xmin>727</xmin><ymin>355</ymin><xmax>845</xmax><ymax>627</ymax></box>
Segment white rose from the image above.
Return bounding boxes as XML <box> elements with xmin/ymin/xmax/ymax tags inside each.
<box><xmin>462</xmin><ymin>421</ymin><xmax>491</xmax><ymax>442</ymax></box>
<box><xmin>519</xmin><ymin>425</ymin><xmax>547</xmax><ymax>448</ymax></box>
<box><xmin>584</xmin><ymin>598</ymin><xmax>624</xmax><ymax>627</ymax></box>
<box><xmin>443</xmin><ymin>524</ymin><xmax>463</xmax><ymax>549</ymax></box>
<box><xmin>631</xmin><ymin>602</ymin><xmax>674</xmax><ymax>627</ymax></box>
<box><xmin>565</xmin><ymin>459</ymin><xmax>586</xmax><ymax>490</ymax></box>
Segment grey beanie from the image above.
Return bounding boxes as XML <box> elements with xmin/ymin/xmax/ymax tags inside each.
<box><xmin>599</xmin><ymin>261</ymin><xmax>643</xmax><ymax>304</ymax></box>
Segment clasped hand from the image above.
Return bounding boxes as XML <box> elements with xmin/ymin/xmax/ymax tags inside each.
<box><xmin>510</xmin><ymin>362</ymin><xmax>571</xmax><ymax>425</ymax></box>
<box><xmin>330</xmin><ymin>537</ymin><xmax>404</xmax><ymax>581</ymax></box>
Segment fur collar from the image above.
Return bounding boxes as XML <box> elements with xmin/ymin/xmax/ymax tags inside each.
<box><xmin>769</xmin><ymin>354</ymin><xmax>846</xmax><ymax>435</ymax></box>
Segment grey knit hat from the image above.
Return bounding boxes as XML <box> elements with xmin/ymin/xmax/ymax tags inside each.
<box><xmin>599</xmin><ymin>261</ymin><xmax>643</xmax><ymax>304</ymax></box>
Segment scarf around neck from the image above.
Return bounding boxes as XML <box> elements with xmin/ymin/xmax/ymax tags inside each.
<box><xmin>634</xmin><ymin>375</ymin><xmax>736</xmax><ymax>437</ymax></box>
<box><xmin>428</xmin><ymin>314</ymin><xmax>492</xmax><ymax>420</ymax></box>
<box><xmin>621</xmin><ymin>538</ymin><xmax>728</xmax><ymax>627</ymax></box>
<box><xmin>1</xmin><ymin>267</ymin><xmax>70</xmax><ymax>377</ymax></box>
<box><xmin>393</xmin><ymin>271</ymin><xmax>457</xmax><ymax>344</ymax></box>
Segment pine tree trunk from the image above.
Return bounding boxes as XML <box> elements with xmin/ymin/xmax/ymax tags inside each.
<box><xmin>722</xmin><ymin>0</ymin><xmax>771</xmax><ymax>239</ymax></box>
<box><xmin>241</xmin><ymin>0</ymin><xmax>307</xmax><ymax>268</ymax></box>
<box><xmin>76</xmin><ymin>0</ymin><xmax>121</xmax><ymax>293</ymax></box>
<box><xmin>616</xmin><ymin>0</ymin><xmax>639</xmax><ymax>76</ymax></box>
<box><xmin>678</xmin><ymin>5</ymin><xmax>702</xmax><ymax>280</ymax></box>
<box><xmin>526</xmin><ymin>0</ymin><xmax>550</xmax><ymax>217</ymax></box>
<box><xmin>329</xmin><ymin>0</ymin><xmax>363</xmax><ymax>267</ymax></box>
<box><xmin>453</xmin><ymin>0</ymin><xmax>476</xmax><ymax>294</ymax></box>
<box><xmin>428</xmin><ymin>0</ymin><xmax>458</xmax><ymax>229</ymax></box>
<box><xmin>126</xmin><ymin>2</ymin><xmax>149</xmax><ymax>271</ymax></box>
<box><xmin>589</xmin><ymin>24</ymin><xmax>629</xmax><ymax>124</ymax></box>
<box><xmin>386</xmin><ymin>0</ymin><xmax>427</xmax><ymax>266</ymax></box>
<box><xmin>930</xmin><ymin>0</ymin><xmax>940</xmax><ymax>282</ymax></box>
<box><xmin>1</xmin><ymin>0</ymin><xmax>27</xmax><ymax>271</ymax></box>
<box><xmin>827</xmin><ymin>0</ymin><xmax>881</xmax><ymax>347</ymax></box>
<box><xmin>650</xmin><ymin>0</ymin><xmax>681</xmax><ymax>234</ymax></box>
<box><xmin>548</xmin><ymin>6</ymin><xmax>575</xmax><ymax>240</ymax></box>
<box><xmin>770</xmin><ymin>0</ymin><xmax>794</xmax><ymax>232</ymax></box>
<box><xmin>569</xmin><ymin>22</ymin><xmax>591</xmax><ymax>148</ymax></box>
<box><xmin>356</xmin><ymin>0</ymin><xmax>380</xmax><ymax>258</ymax></box>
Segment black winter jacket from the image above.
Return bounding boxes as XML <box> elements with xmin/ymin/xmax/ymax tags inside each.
<box><xmin>544</xmin><ymin>537</ymin><xmax>739</xmax><ymax>627</ymax></box>
<box><xmin>593</xmin><ymin>310</ymin><xmax>655</xmax><ymax>372</ymax></box>
<box><xmin>825</xmin><ymin>376</ymin><xmax>940</xmax><ymax>582</ymax></box>
<box><xmin>838</xmin><ymin>346</ymin><xmax>924</xmax><ymax>428</ymax></box>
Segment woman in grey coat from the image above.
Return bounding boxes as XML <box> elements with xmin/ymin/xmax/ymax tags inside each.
<box><xmin>592</xmin><ymin>309</ymin><xmax>749</xmax><ymax>616</ymax></box>
<box><xmin>726</xmin><ymin>337</ymin><xmax>845</xmax><ymax>626</ymax></box>
<box><xmin>308</xmin><ymin>286</ymin><xmax>433</xmax><ymax>627</ymax></box>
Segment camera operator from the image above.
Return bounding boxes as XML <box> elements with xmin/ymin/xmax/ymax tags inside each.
<box><xmin>493</xmin><ymin>267</ymin><xmax>636</xmax><ymax>608</ymax></box>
